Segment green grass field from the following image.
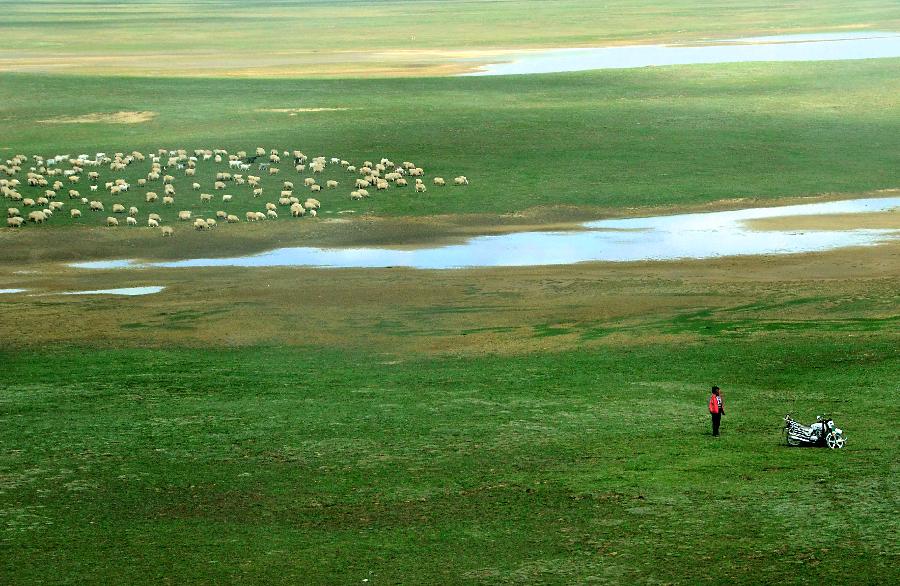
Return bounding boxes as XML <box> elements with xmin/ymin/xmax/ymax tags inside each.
<box><xmin>1</xmin><ymin>1</ymin><xmax>899</xmax><ymax>583</ymax></box>
<box><xmin>2</xmin><ymin>58</ymin><xmax>899</xmax><ymax>226</ymax></box>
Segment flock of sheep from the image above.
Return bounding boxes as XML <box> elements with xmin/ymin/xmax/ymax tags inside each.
<box><xmin>3</xmin><ymin>148</ymin><xmax>469</xmax><ymax>235</ymax></box>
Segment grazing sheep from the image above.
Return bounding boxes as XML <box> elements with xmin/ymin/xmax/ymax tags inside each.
<box><xmin>70</xmin><ymin>209</ymin><xmax>81</xmax><ymax>218</ymax></box>
<box><xmin>162</xmin><ymin>196</ymin><xmax>175</xmax><ymax>205</ymax></box>
<box><xmin>290</xmin><ymin>203</ymin><xmax>305</xmax><ymax>217</ymax></box>
<box><xmin>23</xmin><ymin>198</ymin><xmax>36</xmax><ymax>207</ymax></box>
<box><xmin>308</xmin><ymin>209</ymin><xmax>317</xmax><ymax>218</ymax></box>
<box><xmin>7</xmin><ymin>208</ymin><xmax>20</xmax><ymax>218</ymax></box>
<box><xmin>355</xmin><ymin>179</ymin><xmax>370</xmax><ymax>189</ymax></box>
<box><xmin>357</xmin><ymin>189</ymin><xmax>369</xmax><ymax>197</ymax></box>
<box><xmin>126</xmin><ymin>216</ymin><xmax>138</xmax><ymax>226</ymax></box>
<box><xmin>222</xmin><ymin>194</ymin><xmax>233</xmax><ymax>203</ymax></box>
<box><xmin>7</xmin><ymin>216</ymin><xmax>24</xmax><ymax>227</ymax></box>
<box><xmin>350</xmin><ymin>191</ymin><xmax>364</xmax><ymax>201</ymax></box>
<box><xmin>193</xmin><ymin>218</ymin><xmax>209</xmax><ymax>231</ymax></box>
<box><xmin>178</xmin><ymin>210</ymin><xmax>192</xmax><ymax>221</ymax></box>
<box><xmin>252</xmin><ymin>188</ymin><xmax>263</xmax><ymax>197</ymax></box>
<box><xmin>37</xmin><ymin>197</ymin><xmax>49</xmax><ymax>206</ymax></box>
<box><xmin>161</xmin><ymin>226</ymin><xmax>174</xmax><ymax>237</ymax></box>
<box><xmin>433</xmin><ymin>177</ymin><xmax>445</xmax><ymax>186</ymax></box>
<box><xmin>266</xmin><ymin>210</ymin><xmax>278</xmax><ymax>219</ymax></box>
<box><xmin>49</xmin><ymin>201</ymin><xmax>64</xmax><ymax>211</ymax></box>
<box><xmin>192</xmin><ymin>182</ymin><xmax>201</xmax><ymax>190</ymax></box>
<box><xmin>206</xmin><ymin>218</ymin><xmax>216</xmax><ymax>229</ymax></box>
<box><xmin>346</xmin><ymin>165</ymin><xmax>356</xmax><ymax>173</ymax></box>
<box><xmin>326</xmin><ymin>180</ymin><xmax>338</xmax><ymax>189</ymax></box>
<box><xmin>107</xmin><ymin>216</ymin><xmax>119</xmax><ymax>227</ymax></box>
<box><xmin>148</xmin><ymin>218</ymin><xmax>159</xmax><ymax>228</ymax></box>
<box><xmin>303</xmin><ymin>198</ymin><xmax>320</xmax><ymax>210</ymax></box>
<box><xmin>310</xmin><ymin>184</ymin><xmax>321</xmax><ymax>193</ymax></box>
<box><xmin>376</xmin><ymin>180</ymin><xmax>389</xmax><ymax>191</ymax></box>
<box><xmin>146</xmin><ymin>192</ymin><xmax>158</xmax><ymax>202</ymax></box>
<box><xmin>304</xmin><ymin>178</ymin><xmax>317</xmax><ymax>187</ymax></box>
<box><xmin>129</xmin><ymin>206</ymin><xmax>139</xmax><ymax>217</ymax></box>
<box><xmin>200</xmin><ymin>193</ymin><xmax>212</xmax><ymax>203</ymax></box>
<box><xmin>395</xmin><ymin>178</ymin><xmax>408</xmax><ymax>187</ymax></box>
<box><xmin>255</xmin><ymin>211</ymin><xmax>266</xmax><ymax>221</ymax></box>
<box><xmin>68</xmin><ymin>189</ymin><xmax>79</xmax><ymax>198</ymax></box>
<box><xmin>149</xmin><ymin>213</ymin><xmax>161</xmax><ymax>222</ymax></box>
<box><xmin>164</xmin><ymin>184</ymin><xmax>176</xmax><ymax>195</ymax></box>
<box><xmin>283</xmin><ymin>181</ymin><xmax>294</xmax><ymax>190</ymax></box>
<box><xmin>415</xmin><ymin>183</ymin><xmax>427</xmax><ymax>193</ymax></box>
<box><xmin>214</xmin><ymin>181</ymin><xmax>226</xmax><ymax>190</ymax></box>
<box><xmin>89</xmin><ymin>201</ymin><xmax>104</xmax><ymax>211</ymax></box>
<box><xmin>280</xmin><ymin>190</ymin><xmax>293</xmax><ymax>198</ymax></box>
<box><xmin>112</xmin><ymin>204</ymin><xmax>126</xmax><ymax>214</ymax></box>
<box><xmin>28</xmin><ymin>211</ymin><xmax>47</xmax><ymax>223</ymax></box>
<box><xmin>137</xmin><ymin>178</ymin><xmax>147</xmax><ymax>187</ymax></box>
<box><xmin>90</xmin><ymin>185</ymin><xmax>98</xmax><ymax>192</ymax></box>
<box><xmin>245</xmin><ymin>211</ymin><xmax>257</xmax><ymax>222</ymax></box>
<box><xmin>453</xmin><ymin>176</ymin><xmax>469</xmax><ymax>185</ymax></box>
<box><xmin>268</xmin><ymin>167</ymin><xmax>279</xmax><ymax>175</ymax></box>
<box><xmin>278</xmin><ymin>197</ymin><xmax>291</xmax><ymax>206</ymax></box>
<box><xmin>410</xmin><ymin>167</ymin><xmax>424</xmax><ymax>177</ymax></box>
<box><xmin>216</xmin><ymin>210</ymin><xmax>227</xmax><ymax>219</ymax></box>
<box><xmin>265</xmin><ymin>202</ymin><xmax>277</xmax><ymax>211</ymax></box>
<box><xmin>227</xmin><ymin>214</ymin><xmax>240</xmax><ymax>223</ymax></box>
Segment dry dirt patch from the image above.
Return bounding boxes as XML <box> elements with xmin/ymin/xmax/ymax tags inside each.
<box><xmin>256</xmin><ymin>108</ymin><xmax>353</xmax><ymax>114</ymax></box>
<box><xmin>38</xmin><ymin>111</ymin><xmax>157</xmax><ymax>124</ymax></box>
<box><xmin>744</xmin><ymin>211</ymin><xmax>899</xmax><ymax>232</ymax></box>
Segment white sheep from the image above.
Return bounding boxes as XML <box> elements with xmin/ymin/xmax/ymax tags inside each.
<box><xmin>216</xmin><ymin>210</ymin><xmax>227</xmax><ymax>219</ymax></box>
<box><xmin>326</xmin><ymin>180</ymin><xmax>338</xmax><ymax>188</ymax></box>
<box><xmin>415</xmin><ymin>183</ymin><xmax>427</xmax><ymax>193</ymax></box>
<box><xmin>70</xmin><ymin>208</ymin><xmax>81</xmax><ymax>218</ymax></box>
<box><xmin>161</xmin><ymin>226</ymin><xmax>174</xmax><ymax>237</ymax></box>
<box><xmin>267</xmin><ymin>210</ymin><xmax>278</xmax><ymax>219</ymax></box>
<box><xmin>252</xmin><ymin>188</ymin><xmax>263</xmax><ymax>197</ymax></box>
<box><xmin>7</xmin><ymin>208</ymin><xmax>20</xmax><ymax>218</ymax></box>
<box><xmin>7</xmin><ymin>216</ymin><xmax>24</xmax><ymax>227</ymax></box>
<box><xmin>112</xmin><ymin>204</ymin><xmax>126</xmax><ymax>214</ymax></box>
<box><xmin>193</xmin><ymin>218</ymin><xmax>209</xmax><ymax>230</ymax></box>
<box><xmin>350</xmin><ymin>191</ymin><xmax>363</xmax><ymax>201</ymax></box>
<box><xmin>255</xmin><ymin>211</ymin><xmax>266</xmax><ymax>221</ymax></box>
<box><xmin>146</xmin><ymin>192</ymin><xmax>158</xmax><ymax>202</ymax></box>
<box><xmin>23</xmin><ymin>198</ymin><xmax>36</xmax><ymax>207</ymax></box>
<box><xmin>453</xmin><ymin>176</ymin><xmax>469</xmax><ymax>185</ymax></box>
<box><xmin>90</xmin><ymin>201</ymin><xmax>104</xmax><ymax>211</ymax></box>
<box><xmin>149</xmin><ymin>213</ymin><xmax>161</xmax><ymax>222</ymax></box>
<box><xmin>290</xmin><ymin>203</ymin><xmax>305</xmax><ymax>216</ymax></box>
<box><xmin>304</xmin><ymin>177</ymin><xmax>316</xmax><ymax>187</ymax></box>
<box><xmin>227</xmin><ymin>214</ymin><xmax>240</xmax><ymax>223</ymax></box>
<box><xmin>265</xmin><ymin>202</ymin><xmax>277</xmax><ymax>211</ymax></box>
<box><xmin>222</xmin><ymin>194</ymin><xmax>233</xmax><ymax>203</ymax></box>
<box><xmin>214</xmin><ymin>181</ymin><xmax>226</xmax><ymax>190</ymax></box>
<box><xmin>148</xmin><ymin>218</ymin><xmax>159</xmax><ymax>228</ymax></box>
<box><xmin>107</xmin><ymin>216</ymin><xmax>119</xmax><ymax>227</ymax></box>
<box><xmin>433</xmin><ymin>177</ymin><xmax>445</xmax><ymax>186</ymax></box>
<box><xmin>192</xmin><ymin>182</ymin><xmax>201</xmax><ymax>190</ymax></box>
<box><xmin>163</xmin><ymin>196</ymin><xmax>175</xmax><ymax>205</ymax></box>
<box><xmin>200</xmin><ymin>193</ymin><xmax>212</xmax><ymax>203</ymax></box>
<box><xmin>308</xmin><ymin>209</ymin><xmax>317</xmax><ymax>218</ymax></box>
<box><xmin>126</xmin><ymin>216</ymin><xmax>138</xmax><ymax>226</ymax></box>
<box><xmin>129</xmin><ymin>206</ymin><xmax>139</xmax><ymax>217</ymax></box>
<box><xmin>246</xmin><ymin>211</ymin><xmax>258</xmax><ymax>222</ymax></box>
<box><xmin>206</xmin><ymin>218</ymin><xmax>216</xmax><ymax>229</ymax></box>
<box><xmin>178</xmin><ymin>210</ymin><xmax>192</xmax><ymax>221</ymax></box>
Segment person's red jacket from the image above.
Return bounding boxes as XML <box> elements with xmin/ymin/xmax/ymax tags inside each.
<box><xmin>708</xmin><ymin>394</ymin><xmax>722</xmax><ymax>414</ymax></box>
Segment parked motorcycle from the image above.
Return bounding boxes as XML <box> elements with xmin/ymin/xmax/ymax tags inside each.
<box><xmin>783</xmin><ymin>415</ymin><xmax>846</xmax><ymax>449</ymax></box>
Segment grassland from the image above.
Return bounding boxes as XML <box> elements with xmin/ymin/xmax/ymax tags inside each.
<box><xmin>2</xmin><ymin>248</ymin><xmax>899</xmax><ymax>582</ymax></box>
<box><xmin>2</xmin><ymin>58</ymin><xmax>899</xmax><ymax>232</ymax></box>
<box><xmin>2</xmin><ymin>0</ymin><xmax>899</xmax><ymax>76</ymax></box>
<box><xmin>2</xmin><ymin>2</ymin><xmax>899</xmax><ymax>583</ymax></box>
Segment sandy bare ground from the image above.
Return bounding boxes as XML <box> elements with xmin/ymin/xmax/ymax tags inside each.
<box><xmin>745</xmin><ymin>211</ymin><xmax>899</xmax><ymax>231</ymax></box>
<box><xmin>38</xmin><ymin>111</ymin><xmax>158</xmax><ymax>124</ymax></box>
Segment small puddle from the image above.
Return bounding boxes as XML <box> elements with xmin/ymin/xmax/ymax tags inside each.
<box><xmin>0</xmin><ymin>288</ymin><xmax>27</xmax><ymax>294</ymax></box>
<box><xmin>53</xmin><ymin>286</ymin><xmax>165</xmax><ymax>296</ymax></box>
<box><xmin>463</xmin><ymin>32</ymin><xmax>900</xmax><ymax>76</ymax></box>
<box><xmin>70</xmin><ymin>198</ymin><xmax>898</xmax><ymax>271</ymax></box>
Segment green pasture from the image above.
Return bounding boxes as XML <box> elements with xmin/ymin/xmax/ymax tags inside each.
<box><xmin>1</xmin><ymin>333</ymin><xmax>897</xmax><ymax>583</ymax></box>
<box><xmin>2</xmin><ymin>58</ymin><xmax>899</xmax><ymax>225</ymax></box>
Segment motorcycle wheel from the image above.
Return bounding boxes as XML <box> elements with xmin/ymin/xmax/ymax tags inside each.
<box><xmin>826</xmin><ymin>432</ymin><xmax>845</xmax><ymax>449</ymax></box>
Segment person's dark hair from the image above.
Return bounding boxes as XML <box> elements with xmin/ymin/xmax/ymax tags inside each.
<box><xmin>711</xmin><ymin>385</ymin><xmax>720</xmax><ymax>394</ymax></box>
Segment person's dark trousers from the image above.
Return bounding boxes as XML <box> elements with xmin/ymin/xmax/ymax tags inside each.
<box><xmin>711</xmin><ymin>413</ymin><xmax>721</xmax><ymax>436</ymax></box>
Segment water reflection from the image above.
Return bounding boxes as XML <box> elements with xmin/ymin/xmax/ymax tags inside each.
<box><xmin>463</xmin><ymin>32</ymin><xmax>900</xmax><ymax>76</ymax></box>
<box><xmin>71</xmin><ymin>198</ymin><xmax>898</xmax><ymax>270</ymax></box>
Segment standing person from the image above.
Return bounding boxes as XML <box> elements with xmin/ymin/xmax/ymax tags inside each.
<box><xmin>708</xmin><ymin>386</ymin><xmax>724</xmax><ymax>436</ymax></box>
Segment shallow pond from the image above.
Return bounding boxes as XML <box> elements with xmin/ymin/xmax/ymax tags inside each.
<box><xmin>0</xmin><ymin>288</ymin><xmax>27</xmax><ymax>294</ymax></box>
<box><xmin>55</xmin><ymin>286</ymin><xmax>165</xmax><ymax>296</ymax></box>
<box><xmin>71</xmin><ymin>198</ymin><xmax>898</xmax><ymax>271</ymax></box>
<box><xmin>463</xmin><ymin>32</ymin><xmax>900</xmax><ymax>76</ymax></box>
